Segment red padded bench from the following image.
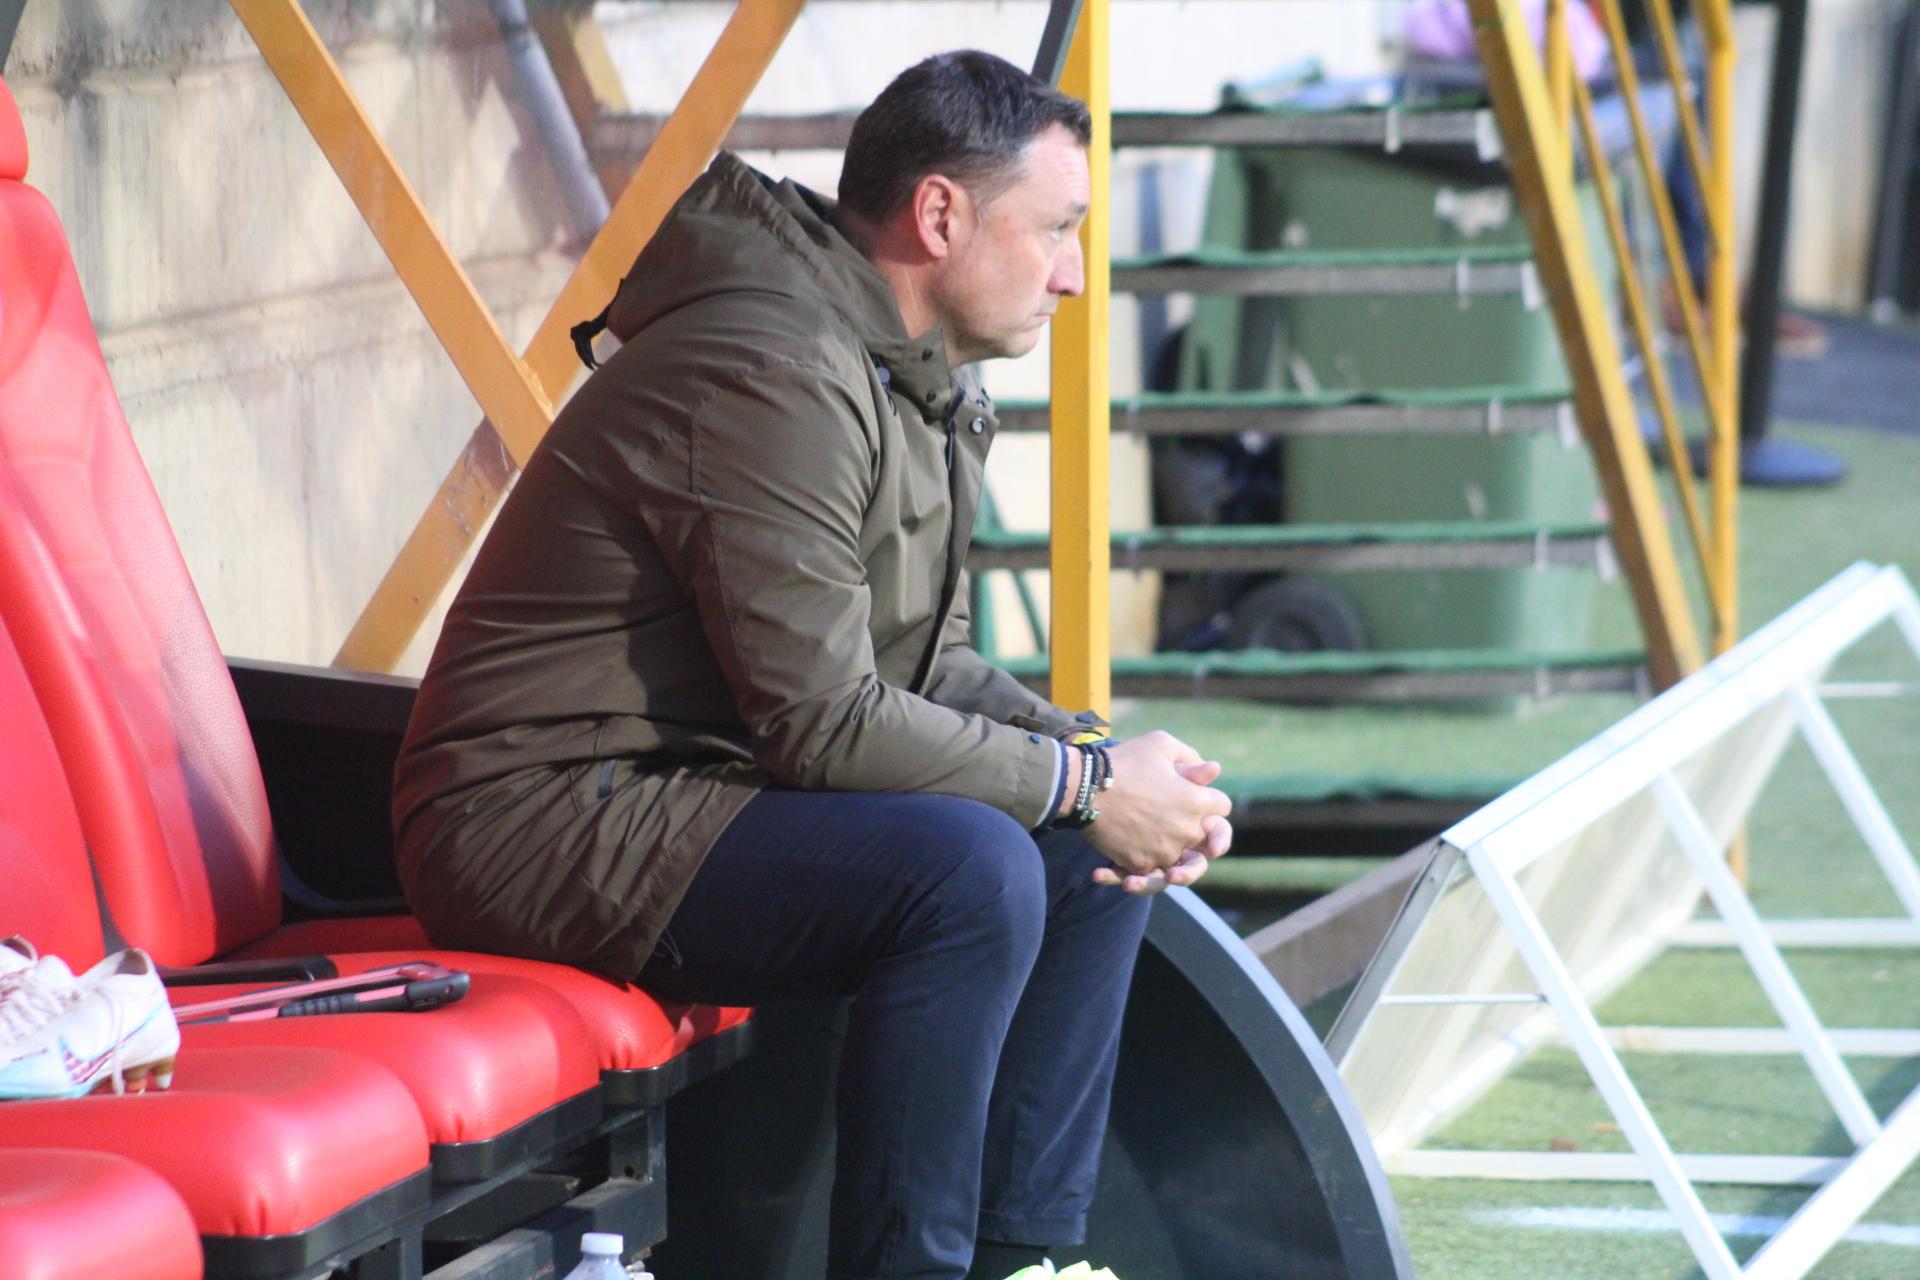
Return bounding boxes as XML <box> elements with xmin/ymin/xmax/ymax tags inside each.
<box><xmin>1</xmin><ymin>1149</ymin><xmax>203</xmax><ymax>1280</ymax></box>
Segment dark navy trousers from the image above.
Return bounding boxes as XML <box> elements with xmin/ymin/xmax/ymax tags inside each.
<box><xmin>636</xmin><ymin>789</ymin><xmax>1153</xmax><ymax>1280</ymax></box>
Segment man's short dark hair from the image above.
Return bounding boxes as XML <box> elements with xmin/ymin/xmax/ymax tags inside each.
<box><xmin>837</xmin><ymin>50</ymin><xmax>1092</xmax><ymax>223</ymax></box>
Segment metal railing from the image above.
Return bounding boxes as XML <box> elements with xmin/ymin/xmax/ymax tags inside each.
<box><xmin>1472</xmin><ymin>0</ymin><xmax>1742</xmax><ymax>682</ymax></box>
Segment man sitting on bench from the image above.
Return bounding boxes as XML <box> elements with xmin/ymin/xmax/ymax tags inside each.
<box><xmin>392</xmin><ymin>49</ymin><xmax>1233</xmax><ymax>1280</ymax></box>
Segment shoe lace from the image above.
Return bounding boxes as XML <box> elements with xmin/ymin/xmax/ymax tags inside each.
<box><xmin>104</xmin><ymin>994</ymin><xmax>127</xmax><ymax>1096</ymax></box>
<box><xmin>0</xmin><ymin>968</ymin><xmax>78</xmax><ymax>1044</ymax></box>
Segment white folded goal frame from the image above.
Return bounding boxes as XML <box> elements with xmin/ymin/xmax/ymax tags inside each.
<box><xmin>1326</xmin><ymin>563</ymin><xmax>1920</xmax><ymax>1280</ymax></box>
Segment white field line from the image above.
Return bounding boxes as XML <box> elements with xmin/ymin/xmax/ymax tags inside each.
<box><xmin>1475</xmin><ymin>1205</ymin><xmax>1920</xmax><ymax>1248</ymax></box>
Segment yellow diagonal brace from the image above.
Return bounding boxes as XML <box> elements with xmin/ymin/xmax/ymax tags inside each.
<box><xmin>1572</xmin><ymin>73</ymin><xmax>1722</xmax><ymax>630</ymax></box>
<box><xmin>1592</xmin><ymin>0</ymin><xmax>1728</xmax><ymax>436</ymax></box>
<box><xmin>1050</xmin><ymin>0</ymin><xmax>1111</xmax><ymax>716</ymax></box>
<box><xmin>1470</xmin><ymin>0</ymin><xmax>1701</xmax><ymax>687</ymax></box>
<box><xmin>1545</xmin><ymin>0</ymin><xmax>1575</xmax><ymax>176</ymax></box>
<box><xmin>333</xmin><ymin>0</ymin><xmax>807</xmax><ymax>671</ymax></box>
<box><xmin>1642</xmin><ymin>0</ymin><xmax>1719</xmax><ymax>251</ymax></box>
<box><xmin>230</xmin><ymin>0</ymin><xmax>555</xmax><ymax>457</ymax></box>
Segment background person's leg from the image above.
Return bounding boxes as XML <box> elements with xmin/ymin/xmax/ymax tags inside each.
<box><xmin>976</xmin><ymin>830</ymin><xmax>1153</xmax><ymax>1256</ymax></box>
<box><xmin>638</xmin><ymin>790</ymin><xmax>1048</xmax><ymax>1280</ymax></box>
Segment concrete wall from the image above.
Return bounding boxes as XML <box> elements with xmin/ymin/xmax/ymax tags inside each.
<box><xmin>7</xmin><ymin>1</ymin><xmax>579</xmax><ymax>667</ymax></box>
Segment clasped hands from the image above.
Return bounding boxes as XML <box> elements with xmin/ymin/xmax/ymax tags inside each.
<box><xmin>1080</xmin><ymin>730</ymin><xmax>1233</xmax><ymax>897</ymax></box>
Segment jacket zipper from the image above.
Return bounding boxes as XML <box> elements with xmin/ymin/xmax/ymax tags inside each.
<box><xmin>911</xmin><ymin>397</ymin><xmax>965</xmax><ymax>693</ymax></box>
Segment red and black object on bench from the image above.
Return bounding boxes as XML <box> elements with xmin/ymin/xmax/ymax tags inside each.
<box><xmin>172</xmin><ymin>962</ymin><xmax>471</xmax><ymax>1024</ymax></box>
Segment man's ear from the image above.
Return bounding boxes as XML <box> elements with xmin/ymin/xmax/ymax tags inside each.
<box><xmin>908</xmin><ymin>174</ymin><xmax>968</xmax><ymax>261</ymax></box>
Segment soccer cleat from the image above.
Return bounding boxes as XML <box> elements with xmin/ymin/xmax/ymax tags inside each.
<box><xmin>0</xmin><ymin>948</ymin><xmax>179</xmax><ymax>1099</ymax></box>
<box><xmin>0</xmin><ymin>939</ymin><xmax>81</xmax><ymax>1052</ymax></box>
<box><xmin>0</xmin><ymin>934</ymin><xmax>42</xmax><ymax>979</ymax></box>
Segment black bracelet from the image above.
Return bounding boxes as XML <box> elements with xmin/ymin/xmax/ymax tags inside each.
<box><xmin>1090</xmin><ymin>744</ymin><xmax>1114</xmax><ymax>794</ymax></box>
<box><xmin>1057</xmin><ymin>742</ymin><xmax>1102</xmax><ymax>829</ymax></box>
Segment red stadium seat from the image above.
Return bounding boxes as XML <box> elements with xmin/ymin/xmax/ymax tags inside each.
<box><xmin>0</xmin><ymin>1048</ymin><xmax>432</xmax><ymax>1278</ymax></box>
<box><xmin>0</xmin><ymin>1150</ymin><xmax>203</xmax><ymax>1280</ymax></box>
<box><xmin>0</xmin><ymin>519</ymin><xmax>601</xmax><ymax>1182</ymax></box>
<box><xmin>0</xmin><ymin>74</ymin><xmax>749</xmax><ymax>1100</ymax></box>
<box><xmin>0</xmin><ymin>628</ymin><xmax>432</xmax><ymax>1266</ymax></box>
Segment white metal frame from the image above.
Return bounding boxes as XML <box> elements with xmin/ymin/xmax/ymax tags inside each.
<box><xmin>1330</xmin><ymin>563</ymin><xmax>1920</xmax><ymax>1280</ymax></box>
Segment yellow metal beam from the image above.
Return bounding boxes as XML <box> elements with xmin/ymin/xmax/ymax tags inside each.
<box><xmin>1545</xmin><ymin>0</ymin><xmax>1575</xmax><ymax>177</ymax></box>
<box><xmin>1642</xmin><ymin>0</ymin><xmax>1719</xmax><ymax>252</ymax></box>
<box><xmin>1705</xmin><ymin>0</ymin><xmax>1745</xmax><ymax>879</ymax></box>
<box><xmin>1050</xmin><ymin>0</ymin><xmax>1111</xmax><ymax>715</ymax></box>
<box><xmin>1704</xmin><ymin>0</ymin><xmax>1740</xmax><ymax>656</ymax></box>
<box><xmin>1470</xmin><ymin>0</ymin><xmax>1702</xmax><ymax>687</ymax></box>
<box><xmin>230</xmin><ymin>0</ymin><xmax>555</xmax><ymax>460</ymax></box>
<box><xmin>1572</xmin><ymin>73</ymin><xmax>1722</xmax><ymax>629</ymax></box>
<box><xmin>332</xmin><ymin>0</ymin><xmax>807</xmax><ymax>670</ymax></box>
<box><xmin>1591</xmin><ymin>0</ymin><xmax>1729</xmax><ymax>439</ymax></box>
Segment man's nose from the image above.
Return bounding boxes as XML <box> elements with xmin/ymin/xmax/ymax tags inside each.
<box><xmin>1052</xmin><ymin>234</ymin><xmax>1085</xmax><ymax>297</ymax></box>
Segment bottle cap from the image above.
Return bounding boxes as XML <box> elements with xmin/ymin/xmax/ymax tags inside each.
<box><xmin>581</xmin><ymin>1232</ymin><xmax>623</xmax><ymax>1257</ymax></box>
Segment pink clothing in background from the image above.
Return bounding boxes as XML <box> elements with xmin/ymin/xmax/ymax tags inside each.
<box><xmin>1403</xmin><ymin>0</ymin><xmax>1611</xmax><ymax>81</ymax></box>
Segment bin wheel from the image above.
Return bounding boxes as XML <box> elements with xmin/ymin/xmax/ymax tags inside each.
<box><xmin>1226</xmin><ymin>577</ymin><xmax>1367</xmax><ymax>652</ymax></box>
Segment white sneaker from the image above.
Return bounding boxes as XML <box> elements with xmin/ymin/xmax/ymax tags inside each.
<box><xmin>0</xmin><ymin>947</ymin><xmax>179</xmax><ymax>1099</ymax></box>
<box><xmin>0</xmin><ymin>937</ymin><xmax>81</xmax><ymax>1049</ymax></box>
<box><xmin>0</xmin><ymin>934</ymin><xmax>43</xmax><ymax>979</ymax></box>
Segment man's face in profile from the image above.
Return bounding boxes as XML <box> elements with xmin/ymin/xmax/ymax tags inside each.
<box><xmin>932</xmin><ymin>123</ymin><xmax>1090</xmax><ymax>366</ymax></box>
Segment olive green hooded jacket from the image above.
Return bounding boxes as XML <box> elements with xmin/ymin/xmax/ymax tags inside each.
<box><xmin>391</xmin><ymin>154</ymin><xmax>1096</xmax><ymax>978</ymax></box>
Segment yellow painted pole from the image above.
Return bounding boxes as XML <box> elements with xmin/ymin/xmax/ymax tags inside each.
<box><xmin>1702</xmin><ymin>0</ymin><xmax>1744</xmax><ymax>880</ymax></box>
<box><xmin>332</xmin><ymin>0</ymin><xmax>807</xmax><ymax>670</ymax></box>
<box><xmin>1470</xmin><ymin>0</ymin><xmax>1702</xmax><ymax>687</ymax></box>
<box><xmin>1050</xmin><ymin>0</ymin><xmax>1111</xmax><ymax>715</ymax></box>
<box><xmin>1546</xmin><ymin>0</ymin><xmax>1575</xmax><ymax>177</ymax></box>
<box><xmin>230</xmin><ymin>0</ymin><xmax>555</xmax><ymax>460</ymax></box>
<box><xmin>1643</xmin><ymin>0</ymin><xmax>1717</xmax><ymax>244</ymax></box>
<box><xmin>1703</xmin><ymin>0</ymin><xmax>1740</xmax><ymax>657</ymax></box>
<box><xmin>1572</xmin><ymin>74</ymin><xmax>1723</xmax><ymax>631</ymax></box>
<box><xmin>1592</xmin><ymin>0</ymin><xmax>1730</xmax><ymax>439</ymax></box>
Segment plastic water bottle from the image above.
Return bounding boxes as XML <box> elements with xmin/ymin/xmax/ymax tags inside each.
<box><xmin>561</xmin><ymin>1232</ymin><xmax>632</xmax><ymax>1280</ymax></box>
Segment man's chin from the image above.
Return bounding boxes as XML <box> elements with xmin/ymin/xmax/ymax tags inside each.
<box><xmin>956</xmin><ymin>327</ymin><xmax>1045</xmax><ymax>365</ymax></box>
<box><xmin>995</xmin><ymin>330</ymin><xmax>1045</xmax><ymax>361</ymax></box>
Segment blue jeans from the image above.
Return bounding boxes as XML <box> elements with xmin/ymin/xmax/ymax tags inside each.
<box><xmin>637</xmin><ymin>789</ymin><xmax>1152</xmax><ymax>1280</ymax></box>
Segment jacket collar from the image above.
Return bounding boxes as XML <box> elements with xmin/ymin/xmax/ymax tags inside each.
<box><xmin>755</xmin><ymin>162</ymin><xmax>959</xmax><ymax>420</ymax></box>
<box><xmin>866</xmin><ymin>330</ymin><xmax>960</xmax><ymax>422</ymax></box>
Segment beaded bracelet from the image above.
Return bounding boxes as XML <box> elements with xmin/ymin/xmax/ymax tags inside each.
<box><xmin>1057</xmin><ymin>741</ymin><xmax>1114</xmax><ymax>829</ymax></box>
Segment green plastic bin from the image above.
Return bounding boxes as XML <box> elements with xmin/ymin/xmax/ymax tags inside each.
<box><xmin>1180</xmin><ymin>143</ymin><xmax>1612</xmax><ymax>656</ymax></box>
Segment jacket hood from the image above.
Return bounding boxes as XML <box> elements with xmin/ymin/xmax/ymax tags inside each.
<box><xmin>605</xmin><ymin>154</ymin><xmax>960</xmax><ymax>408</ymax></box>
